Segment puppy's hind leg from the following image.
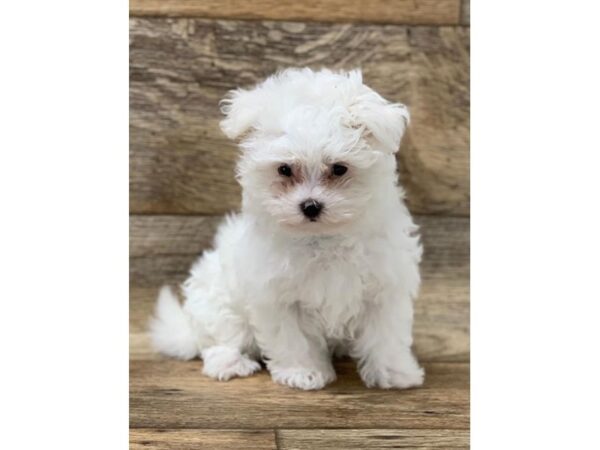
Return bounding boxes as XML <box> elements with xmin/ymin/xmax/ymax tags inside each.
<box><xmin>200</xmin><ymin>345</ymin><xmax>261</xmax><ymax>381</ymax></box>
<box><xmin>183</xmin><ymin>293</ymin><xmax>262</xmax><ymax>381</ymax></box>
<box><xmin>182</xmin><ymin>250</ymin><xmax>262</xmax><ymax>381</ymax></box>
<box><xmin>151</xmin><ymin>283</ymin><xmax>261</xmax><ymax>381</ymax></box>
<box><xmin>198</xmin><ymin>313</ymin><xmax>261</xmax><ymax>381</ymax></box>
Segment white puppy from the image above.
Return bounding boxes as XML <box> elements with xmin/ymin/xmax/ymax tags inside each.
<box><xmin>151</xmin><ymin>68</ymin><xmax>424</xmax><ymax>390</ymax></box>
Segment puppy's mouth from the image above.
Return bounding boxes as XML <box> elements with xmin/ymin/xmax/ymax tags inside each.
<box><xmin>277</xmin><ymin>210</ymin><xmax>353</xmax><ymax>234</ymax></box>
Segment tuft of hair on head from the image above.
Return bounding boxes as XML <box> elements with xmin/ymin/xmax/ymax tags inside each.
<box><xmin>219</xmin><ymin>68</ymin><xmax>410</xmax><ymax>153</ymax></box>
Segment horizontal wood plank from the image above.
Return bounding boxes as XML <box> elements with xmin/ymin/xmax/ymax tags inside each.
<box><xmin>130</xmin><ymin>19</ymin><xmax>469</xmax><ymax>216</ymax></box>
<box><xmin>130</xmin><ymin>360</ymin><xmax>469</xmax><ymax>429</ymax></box>
<box><xmin>130</xmin><ymin>429</ymin><xmax>276</xmax><ymax>449</ymax></box>
<box><xmin>129</xmin><ymin>0</ymin><xmax>461</xmax><ymax>25</ymax></box>
<box><xmin>278</xmin><ymin>428</ymin><xmax>469</xmax><ymax>449</ymax></box>
<box><xmin>130</xmin><ymin>215</ymin><xmax>222</xmax><ymax>257</ymax></box>
<box><xmin>130</xmin><ymin>215</ymin><xmax>469</xmax><ymax>283</ymax></box>
<box><xmin>130</xmin><ymin>215</ymin><xmax>468</xmax><ymax>259</ymax></box>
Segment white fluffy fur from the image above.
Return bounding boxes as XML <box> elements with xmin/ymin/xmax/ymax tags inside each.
<box><xmin>151</xmin><ymin>68</ymin><xmax>424</xmax><ymax>390</ymax></box>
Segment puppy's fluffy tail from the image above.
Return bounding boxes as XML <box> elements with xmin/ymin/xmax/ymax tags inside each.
<box><xmin>149</xmin><ymin>286</ymin><xmax>199</xmax><ymax>360</ymax></box>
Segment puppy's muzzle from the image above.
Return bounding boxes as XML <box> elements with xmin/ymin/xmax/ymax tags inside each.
<box><xmin>300</xmin><ymin>199</ymin><xmax>323</xmax><ymax>221</ymax></box>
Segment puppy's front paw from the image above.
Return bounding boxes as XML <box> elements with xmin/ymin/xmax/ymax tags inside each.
<box><xmin>270</xmin><ymin>366</ymin><xmax>336</xmax><ymax>390</ymax></box>
<box><xmin>360</xmin><ymin>364</ymin><xmax>425</xmax><ymax>389</ymax></box>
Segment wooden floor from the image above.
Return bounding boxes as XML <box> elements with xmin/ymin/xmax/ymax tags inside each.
<box><xmin>129</xmin><ymin>215</ymin><xmax>470</xmax><ymax>449</ymax></box>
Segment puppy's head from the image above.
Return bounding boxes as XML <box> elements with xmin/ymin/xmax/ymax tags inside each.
<box><xmin>220</xmin><ymin>68</ymin><xmax>409</xmax><ymax>235</ymax></box>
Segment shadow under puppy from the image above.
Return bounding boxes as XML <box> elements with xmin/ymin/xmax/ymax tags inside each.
<box><xmin>151</xmin><ymin>68</ymin><xmax>424</xmax><ymax>390</ymax></box>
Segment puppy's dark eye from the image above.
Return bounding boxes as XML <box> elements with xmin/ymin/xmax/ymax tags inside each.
<box><xmin>332</xmin><ymin>164</ymin><xmax>348</xmax><ymax>176</ymax></box>
<box><xmin>278</xmin><ymin>164</ymin><xmax>292</xmax><ymax>177</ymax></box>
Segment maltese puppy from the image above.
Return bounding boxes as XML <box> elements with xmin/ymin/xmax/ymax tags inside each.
<box><xmin>151</xmin><ymin>68</ymin><xmax>424</xmax><ymax>390</ymax></box>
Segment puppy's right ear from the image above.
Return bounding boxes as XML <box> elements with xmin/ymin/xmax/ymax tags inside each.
<box><xmin>219</xmin><ymin>88</ymin><xmax>261</xmax><ymax>140</ymax></box>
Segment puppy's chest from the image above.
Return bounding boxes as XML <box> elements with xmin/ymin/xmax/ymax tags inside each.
<box><xmin>277</xmin><ymin>238</ymin><xmax>380</xmax><ymax>326</ymax></box>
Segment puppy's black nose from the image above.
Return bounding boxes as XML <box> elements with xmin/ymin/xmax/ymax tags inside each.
<box><xmin>300</xmin><ymin>199</ymin><xmax>323</xmax><ymax>220</ymax></box>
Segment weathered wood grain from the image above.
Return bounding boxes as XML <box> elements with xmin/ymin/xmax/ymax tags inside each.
<box><xmin>130</xmin><ymin>19</ymin><xmax>469</xmax><ymax>216</ymax></box>
<box><xmin>130</xmin><ymin>215</ymin><xmax>222</xmax><ymax>257</ymax></box>
<box><xmin>278</xmin><ymin>428</ymin><xmax>469</xmax><ymax>449</ymax></box>
<box><xmin>130</xmin><ymin>360</ymin><xmax>469</xmax><ymax>429</ymax></box>
<box><xmin>129</xmin><ymin>0</ymin><xmax>461</xmax><ymax>25</ymax></box>
<box><xmin>130</xmin><ymin>429</ymin><xmax>276</xmax><ymax>449</ymax></box>
<box><xmin>461</xmin><ymin>0</ymin><xmax>470</xmax><ymax>24</ymax></box>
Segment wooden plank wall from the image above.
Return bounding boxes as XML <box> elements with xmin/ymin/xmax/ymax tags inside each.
<box><xmin>130</xmin><ymin>1</ymin><xmax>470</xmax><ymax>448</ymax></box>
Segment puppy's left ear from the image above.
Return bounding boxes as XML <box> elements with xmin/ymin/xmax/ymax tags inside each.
<box><xmin>349</xmin><ymin>90</ymin><xmax>410</xmax><ymax>154</ymax></box>
<box><xmin>219</xmin><ymin>88</ymin><xmax>261</xmax><ymax>140</ymax></box>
